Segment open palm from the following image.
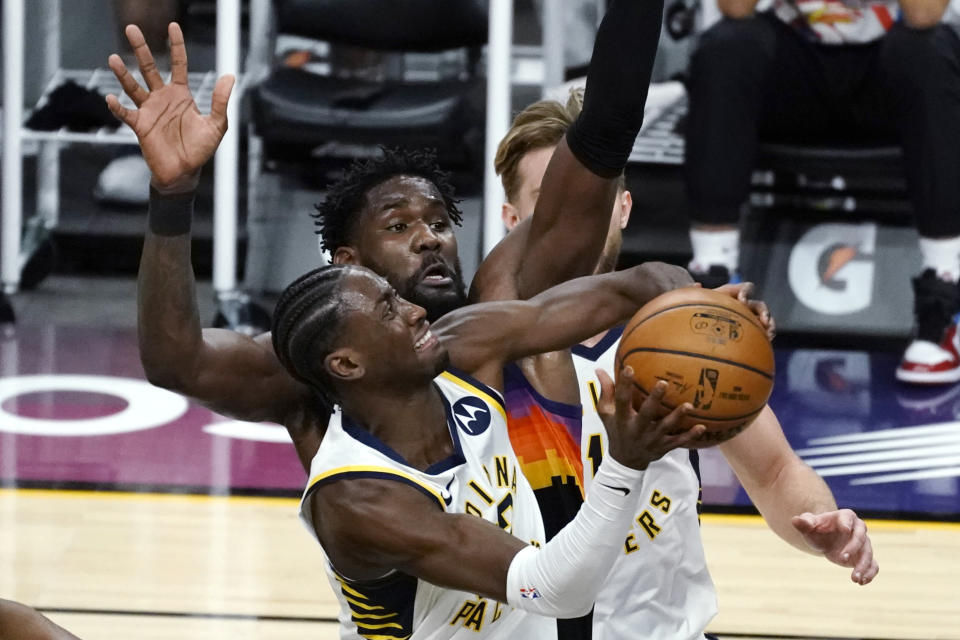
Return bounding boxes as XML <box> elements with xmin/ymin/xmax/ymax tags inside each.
<box><xmin>106</xmin><ymin>23</ymin><xmax>234</xmax><ymax>193</ymax></box>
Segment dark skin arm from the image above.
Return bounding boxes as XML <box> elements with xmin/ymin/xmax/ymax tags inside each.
<box><xmin>470</xmin><ymin>138</ymin><xmax>619</xmax><ymax>304</ymax></box>
<box><xmin>469</xmin><ymin>0</ymin><xmax>668</xmax><ymax>403</ymax></box>
<box><xmin>0</xmin><ymin>600</ymin><xmax>80</xmax><ymax>640</ymax></box>
<box><xmin>441</xmin><ymin>263</ymin><xmax>696</xmax><ymax>388</ymax></box>
<box><xmin>109</xmin><ymin>23</ymin><xmax>326</xmax><ymax>470</ymax></box>
<box><xmin>472</xmin><ymin>0</ymin><xmax>666</xmax><ymax>302</ymax></box>
<box><xmin>313</xmin><ymin>380</ymin><xmax>701</xmax><ymax>601</ymax></box>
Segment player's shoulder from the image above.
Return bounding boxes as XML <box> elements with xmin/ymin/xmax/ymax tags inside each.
<box><xmin>437</xmin><ymin>368</ymin><xmax>506</xmax><ymax>410</ymax></box>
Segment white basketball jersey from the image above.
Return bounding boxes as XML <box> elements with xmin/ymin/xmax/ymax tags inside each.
<box><xmin>571</xmin><ymin>328</ymin><xmax>718</xmax><ymax>640</ymax></box>
<box><xmin>300</xmin><ymin>368</ymin><xmax>555</xmax><ymax>640</ymax></box>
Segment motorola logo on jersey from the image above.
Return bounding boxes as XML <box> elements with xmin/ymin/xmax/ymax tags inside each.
<box><xmin>787</xmin><ymin>223</ymin><xmax>876</xmax><ymax>315</ymax></box>
<box><xmin>452</xmin><ymin>397</ymin><xmax>491</xmax><ymax>435</ymax></box>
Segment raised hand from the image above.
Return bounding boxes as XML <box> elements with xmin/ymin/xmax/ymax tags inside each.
<box><xmin>597</xmin><ymin>367</ymin><xmax>706</xmax><ymax>470</ymax></box>
<box><xmin>713</xmin><ymin>281</ymin><xmax>776</xmax><ymax>340</ymax></box>
<box><xmin>791</xmin><ymin>509</ymin><xmax>879</xmax><ymax>585</ymax></box>
<box><xmin>105</xmin><ymin>22</ymin><xmax>235</xmax><ymax>194</ymax></box>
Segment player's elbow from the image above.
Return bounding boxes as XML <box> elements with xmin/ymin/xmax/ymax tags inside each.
<box><xmin>563</xmin><ymin>599</ymin><xmax>596</xmax><ymax>619</ymax></box>
<box><xmin>537</xmin><ymin>594</ymin><xmax>595</xmax><ymax>619</ymax></box>
<box><xmin>140</xmin><ymin>355</ymin><xmax>193</xmax><ymax>393</ymax></box>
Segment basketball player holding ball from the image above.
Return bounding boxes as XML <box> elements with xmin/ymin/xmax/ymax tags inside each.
<box><xmin>272</xmin><ymin>262</ymin><xmax>705</xmax><ymax>639</ymax></box>
<box><xmin>491</xmin><ymin>92</ymin><xmax>879</xmax><ymax>638</ymax></box>
<box><xmin>615</xmin><ymin>286</ymin><xmax>777</xmax><ymax>444</ymax></box>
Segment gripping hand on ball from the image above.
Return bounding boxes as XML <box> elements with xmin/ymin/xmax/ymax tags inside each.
<box><xmin>713</xmin><ymin>281</ymin><xmax>776</xmax><ymax>340</ymax></box>
<box><xmin>597</xmin><ymin>368</ymin><xmax>706</xmax><ymax>470</ymax></box>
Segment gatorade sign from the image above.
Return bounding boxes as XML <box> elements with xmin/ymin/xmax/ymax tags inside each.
<box><xmin>788</xmin><ymin>223</ymin><xmax>876</xmax><ymax>315</ymax></box>
<box><xmin>739</xmin><ymin>213</ymin><xmax>919</xmax><ymax>340</ymax></box>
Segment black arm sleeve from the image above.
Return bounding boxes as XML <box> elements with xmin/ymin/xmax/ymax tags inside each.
<box><xmin>565</xmin><ymin>0</ymin><xmax>666</xmax><ymax>178</ymax></box>
<box><xmin>148</xmin><ymin>187</ymin><xmax>195</xmax><ymax>236</ymax></box>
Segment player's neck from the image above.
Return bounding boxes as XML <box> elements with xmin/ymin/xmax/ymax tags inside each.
<box><xmin>339</xmin><ymin>384</ymin><xmax>453</xmax><ymax>469</ymax></box>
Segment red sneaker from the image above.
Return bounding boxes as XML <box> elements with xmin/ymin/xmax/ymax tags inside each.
<box><xmin>897</xmin><ymin>269</ymin><xmax>960</xmax><ymax>385</ymax></box>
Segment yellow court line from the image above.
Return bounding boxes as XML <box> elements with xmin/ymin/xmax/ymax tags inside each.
<box><xmin>3</xmin><ymin>489</ymin><xmax>957</xmax><ymax>531</ymax></box>
<box><xmin>701</xmin><ymin>512</ymin><xmax>960</xmax><ymax>532</ymax></box>
<box><xmin>0</xmin><ymin>487</ymin><xmax>300</xmax><ymax>507</ymax></box>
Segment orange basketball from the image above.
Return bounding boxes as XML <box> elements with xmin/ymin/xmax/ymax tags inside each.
<box><xmin>616</xmin><ymin>287</ymin><xmax>774</xmax><ymax>447</ymax></box>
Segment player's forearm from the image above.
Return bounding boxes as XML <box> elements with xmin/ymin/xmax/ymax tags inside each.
<box><xmin>743</xmin><ymin>456</ymin><xmax>838</xmax><ymax>554</ymax></box>
<box><xmin>566</xmin><ymin>0</ymin><xmax>665</xmax><ymax>178</ymax></box>
<box><xmin>506</xmin><ymin>456</ymin><xmax>644</xmax><ymax>616</ymax></box>
<box><xmin>137</xmin><ymin>189</ymin><xmax>204</xmax><ymax>390</ymax></box>
<box><xmin>898</xmin><ymin>0</ymin><xmax>948</xmax><ymax>28</ymax></box>
<box><xmin>561</xmin><ymin>263</ymin><xmax>690</xmax><ymax>326</ymax></box>
<box><xmin>517</xmin><ymin>143</ymin><xmax>619</xmax><ymax>298</ymax></box>
<box><xmin>509</xmin><ymin>264</ymin><xmax>686</xmax><ymax>358</ymax></box>
<box><xmin>518</xmin><ymin>0</ymin><xmax>665</xmax><ymax>297</ymax></box>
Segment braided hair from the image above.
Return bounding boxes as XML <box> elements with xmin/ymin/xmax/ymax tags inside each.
<box><xmin>272</xmin><ymin>264</ymin><xmax>353</xmax><ymax>410</ymax></box>
<box><xmin>312</xmin><ymin>147</ymin><xmax>463</xmax><ymax>254</ymax></box>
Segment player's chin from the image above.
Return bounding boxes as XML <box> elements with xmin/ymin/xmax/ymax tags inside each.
<box><xmin>422</xmin><ymin>345</ymin><xmax>450</xmax><ymax>377</ymax></box>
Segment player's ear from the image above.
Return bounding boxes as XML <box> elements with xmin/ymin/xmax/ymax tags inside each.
<box><xmin>325</xmin><ymin>349</ymin><xmax>364</xmax><ymax>381</ymax></box>
<box><xmin>619</xmin><ymin>190</ymin><xmax>633</xmax><ymax>229</ymax></box>
<box><xmin>332</xmin><ymin>246</ymin><xmax>359</xmax><ymax>265</ymax></box>
<box><xmin>501</xmin><ymin>202</ymin><xmax>520</xmax><ymax>231</ymax></box>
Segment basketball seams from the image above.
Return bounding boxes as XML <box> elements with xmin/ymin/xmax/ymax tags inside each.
<box><xmin>620</xmin><ymin>346</ymin><xmax>774</xmax><ymax>380</ymax></box>
<box><xmin>615</xmin><ymin>291</ymin><xmax>775</xmax><ymax>446</ymax></box>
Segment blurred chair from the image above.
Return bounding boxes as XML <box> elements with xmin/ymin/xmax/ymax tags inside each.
<box><xmin>242</xmin><ymin>0</ymin><xmax>488</xmax><ymax>297</ymax></box>
<box><xmin>751</xmin><ymin>142</ymin><xmax>908</xmax><ymax>217</ymax></box>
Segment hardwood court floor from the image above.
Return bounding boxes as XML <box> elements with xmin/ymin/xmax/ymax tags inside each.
<box><xmin>2</xmin><ymin>488</ymin><xmax>957</xmax><ymax>640</ymax></box>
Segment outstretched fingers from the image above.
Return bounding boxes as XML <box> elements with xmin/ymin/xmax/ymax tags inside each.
<box><xmin>104</xmin><ymin>93</ymin><xmax>136</xmax><ymax>128</ymax></box>
<box><xmin>108</xmin><ymin>54</ymin><xmax>148</xmax><ymax>107</ymax></box>
<box><xmin>209</xmin><ymin>74</ymin><xmax>236</xmax><ymax>126</ymax></box>
<box><xmin>125</xmin><ymin>24</ymin><xmax>165</xmax><ymax>91</ymax></box>
<box><xmin>168</xmin><ymin>23</ymin><xmax>189</xmax><ymax>86</ymax></box>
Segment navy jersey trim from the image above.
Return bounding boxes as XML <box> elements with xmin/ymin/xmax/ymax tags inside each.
<box><xmin>341</xmin><ymin>397</ymin><xmax>467</xmax><ymax>475</ymax></box>
<box><xmin>689</xmin><ymin>449</ymin><xmax>704</xmax><ymax>519</ymax></box>
<box><xmin>443</xmin><ymin>366</ymin><xmax>507</xmax><ymax>411</ymax></box>
<box><xmin>570</xmin><ymin>325</ymin><xmax>624</xmax><ymax>361</ymax></box>
<box><xmin>503</xmin><ymin>362</ymin><xmax>582</xmax><ymax>419</ymax></box>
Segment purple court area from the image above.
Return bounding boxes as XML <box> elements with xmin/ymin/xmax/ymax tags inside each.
<box><xmin>1</xmin><ymin>323</ymin><xmax>958</xmax><ymax>519</ymax></box>
<box><xmin>0</xmin><ymin>325</ymin><xmax>305</xmax><ymax>494</ymax></box>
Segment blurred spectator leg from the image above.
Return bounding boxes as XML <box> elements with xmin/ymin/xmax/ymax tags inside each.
<box><xmin>881</xmin><ymin>24</ymin><xmax>960</xmax><ymax>383</ymax></box>
<box><xmin>684</xmin><ymin>13</ymin><xmax>838</xmax><ymax>287</ymax></box>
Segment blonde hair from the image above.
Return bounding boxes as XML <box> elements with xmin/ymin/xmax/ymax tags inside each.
<box><xmin>494</xmin><ymin>89</ymin><xmax>624</xmax><ymax>203</ymax></box>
